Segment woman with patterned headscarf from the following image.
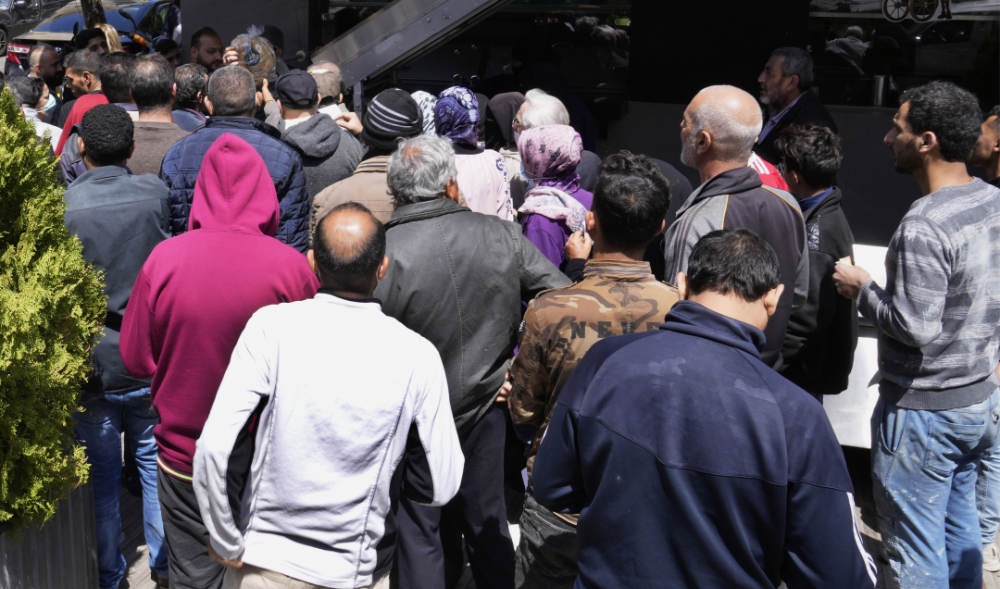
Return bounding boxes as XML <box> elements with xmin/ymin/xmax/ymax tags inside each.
<box><xmin>434</xmin><ymin>86</ymin><xmax>514</xmax><ymax>220</ymax></box>
<box><xmin>517</xmin><ymin>124</ymin><xmax>592</xmax><ymax>267</ymax></box>
<box><xmin>410</xmin><ymin>90</ymin><xmax>438</xmax><ymax>135</ymax></box>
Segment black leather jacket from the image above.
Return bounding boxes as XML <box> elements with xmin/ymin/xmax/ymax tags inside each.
<box><xmin>375</xmin><ymin>198</ymin><xmax>570</xmax><ymax>435</ymax></box>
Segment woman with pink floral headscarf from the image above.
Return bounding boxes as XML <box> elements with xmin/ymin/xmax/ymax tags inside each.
<box><xmin>517</xmin><ymin>124</ymin><xmax>592</xmax><ymax>266</ymax></box>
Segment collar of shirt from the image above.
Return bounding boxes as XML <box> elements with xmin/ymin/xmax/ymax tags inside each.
<box><xmin>798</xmin><ymin>186</ymin><xmax>834</xmax><ymax>213</ymax></box>
<box><xmin>758</xmin><ymin>93</ymin><xmax>804</xmax><ymax>143</ymax></box>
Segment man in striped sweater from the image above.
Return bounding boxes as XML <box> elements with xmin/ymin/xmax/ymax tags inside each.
<box><xmin>834</xmin><ymin>81</ymin><xmax>1000</xmax><ymax>589</ymax></box>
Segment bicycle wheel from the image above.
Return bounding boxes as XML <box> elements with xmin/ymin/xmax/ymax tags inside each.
<box><xmin>911</xmin><ymin>0</ymin><xmax>939</xmax><ymax>21</ymax></box>
<box><xmin>882</xmin><ymin>0</ymin><xmax>908</xmax><ymax>21</ymax></box>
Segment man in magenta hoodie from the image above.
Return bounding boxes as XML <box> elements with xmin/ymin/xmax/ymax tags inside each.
<box><xmin>121</xmin><ymin>133</ymin><xmax>319</xmax><ymax>589</ymax></box>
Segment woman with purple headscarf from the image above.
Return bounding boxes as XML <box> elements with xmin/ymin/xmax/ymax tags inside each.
<box><xmin>434</xmin><ymin>86</ymin><xmax>514</xmax><ymax>220</ymax></box>
<box><xmin>517</xmin><ymin>124</ymin><xmax>592</xmax><ymax>267</ymax></box>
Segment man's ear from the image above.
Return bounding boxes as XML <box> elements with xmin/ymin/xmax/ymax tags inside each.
<box><xmin>204</xmin><ymin>96</ymin><xmax>215</xmax><ymax>116</ymax></box>
<box><xmin>657</xmin><ymin>218</ymin><xmax>666</xmax><ymax>235</ymax></box>
<box><xmin>76</xmin><ymin>135</ymin><xmax>86</xmax><ymax>159</ymax></box>
<box><xmin>762</xmin><ymin>283</ymin><xmax>785</xmax><ymax>317</ymax></box>
<box><xmin>171</xmin><ymin>83</ymin><xmax>177</xmax><ymax>100</ymax></box>
<box><xmin>255</xmin><ymin>91</ymin><xmax>263</xmax><ymax>109</ymax></box>
<box><xmin>918</xmin><ymin>131</ymin><xmax>938</xmax><ymax>154</ymax></box>
<box><xmin>306</xmin><ymin>249</ymin><xmax>319</xmax><ymax>275</ymax></box>
<box><xmin>676</xmin><ymin>272</ymin><xmax>688</xmax><ymax>299</ymax></box>
<box><xmin>585</xmin><ymin>210</ymin><xmax>596</xmax><ymax>233</ymax></box>
<box><xmin>189</xmin><ymin>46</ymin><xmax>198</xmax><ymax>62</ymax></box>
<box><xmin>377</xmin><ymin>255</ymin><xmax>390</xmax><ymax>281</ymax></box>
<box><xmin>696</xmin><ymin>130</ymin><xmax>712</xmax><ymax>155</ymax></box>
<box><xmin>278</xmin><ymin>100</ymin><xmax>286</xmax><ymax>119</ymax></box>
<box><xmin>444</xmin><ymin>178</ymin><xmax>460</xmax><ymax>202</ymax></box>
<box><xmin>337</xmin><ymin>92</ymin><xmax>343</xmax><ymax>104</ymax></box>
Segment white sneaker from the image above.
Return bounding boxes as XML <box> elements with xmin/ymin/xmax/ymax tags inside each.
<box><xmin>984</xmin><ymin>542</ymin><xmax>1000</xmax><ymax>573</ymax></box>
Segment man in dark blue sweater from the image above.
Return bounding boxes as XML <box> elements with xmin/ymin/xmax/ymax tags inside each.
<box><xmin>534</xmin><ymin>229</ymin><xmax>876</xmax><ymax>588</ymax></box>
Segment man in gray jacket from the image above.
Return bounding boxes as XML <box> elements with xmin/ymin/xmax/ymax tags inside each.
<box><xmin>194</xmin><ymin>202</ymin><xmax>463</xmax><ymax>589</ymax></box>
<box><xmin>376</xmin><ymin>135</ymin><xmax>569</xmax><ymax>589</ymax></box>
<box><xmin>835</xmin><ymin>81</ymin><xmax>1000</xmax><ymax>588</ymax></box>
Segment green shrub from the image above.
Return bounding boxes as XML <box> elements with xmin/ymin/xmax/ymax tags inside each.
<box><xmin>0</xmin><ymin>87</ymin><xmax>105</xmax><ymax>531</ymax></box>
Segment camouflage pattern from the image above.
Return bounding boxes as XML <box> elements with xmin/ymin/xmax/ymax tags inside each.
<box><xmin>509</xmin><ymin>259</ymin><xmax>679</xmax><ymax>480</ymax></box>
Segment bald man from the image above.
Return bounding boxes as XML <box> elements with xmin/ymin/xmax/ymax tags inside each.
<box><xmin>193</xmin><ymin>202</ymin><xmax>464</xmax><ymax>589</ymax></box>
<box><xmin>28</xmin><ymin>44</ymin><xmax>64</xmax><ymax>98</ymax></box>
<box><xmin>663</xmin><ymin>85</ymin><xmax>808</xmax><ymax>368</ymax></box>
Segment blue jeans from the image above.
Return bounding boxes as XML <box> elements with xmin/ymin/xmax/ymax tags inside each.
<box><xmin>75</xmin><ymin>388</ymin><xmax>167</xmax><ymax>589</ymax></box>
<box><xmin>872</xmin><ymin>390</ymin><xmax>1000</xmax><ymax>589</ymax></box>
<box><xmin>977</xmin><ymin>438</ymin><xmax>1000</xmax><ymax>546</ymax></box>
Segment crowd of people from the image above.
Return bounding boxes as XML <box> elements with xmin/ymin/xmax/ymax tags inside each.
<box><xmin>4</xmin><ymin>23</ymin><xmax>1000</xmax><ymax>589</ymax></box>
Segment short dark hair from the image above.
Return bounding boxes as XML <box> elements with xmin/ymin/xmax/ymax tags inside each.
<box><xmin>99</xmin><ymin>52</ymin><xmax>136</xmax><ymax>104</ymax></box>
<box><xmin>64</xmin><ymin>49</ymin><xmax>102</xmax><ymax>75</ymax></box>
<box><xmin>592</xmin><ymin>151</ymin><xmax>670</xmax><ymax>250</ymax></box>
<box><xmin>9</xmin><ymin>76</ymin><xmax>45</xmax><ymax>107</ymax></box>
<box><xmin>130</xmin><ymin>54</ymin><xmax>174</xmax><ymax>110</ymax></box>
<box><xmin>174</xmin><ymin>63</ymin><xmax>208</xmax><ymax>109</ymax></box>
<box><xmin>80</xmin><ymin>104</ymin><xmax>134</xmax><ymax>166</ymax></box>
<box><xmin>771</xmin><ymin>47</ymin><xmax>814</xmax><ymax>90</ymax></box>
<box><xmin>74</xmin><ymin>28</ymin><xmax>104</xmax><ymax>51</ymax></box>
<box><xmin>773</xmin><ymin>124</ymin><xmax>843</xmax><ymax>189</ymax></box>
<box><xmin>190</xmin><ymin>27</ymin><xmax>221</xmax><ymax>49</ymax></box>
<box><xmin>206</xmin><ymin>65</ymin><xmax>257</xmax><ymax>116</ymax></box>
<box><xmin>900</xmin><ymin>81</ymin><xmax>982</xmax><ymax>163</ymax></box>
<box><xmin>312</xmin><ymin>202</ymin><xmax>386</xmax><ymax>292</ymax></box>
<box><xmin>686</xmin><ymin>229</ymin><xmax>781</xmax><ymax>302</ymax></box>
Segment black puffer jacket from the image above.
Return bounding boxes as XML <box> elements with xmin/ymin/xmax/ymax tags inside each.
<box><xmin>375</xmin><ymin>198</ymin><xmax>570</xmax><ymax>435</ymax></box>
<box><xmin>780</xmin><ymin>188</ymin><xmax>858</xmax><ymax>395</ymax></box>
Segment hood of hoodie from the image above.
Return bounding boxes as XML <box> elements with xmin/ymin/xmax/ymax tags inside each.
<box><xmin>189</xmin><ymin>133</ymin><xmax>280</xmax><ymax>235</ymax></box>
<box><xmin>281</xmin><ymin>113</ymin><xmax>343</xmax><ymax>159</ymax></box>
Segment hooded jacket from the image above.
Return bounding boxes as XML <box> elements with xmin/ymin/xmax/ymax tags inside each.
<box><xmin>160</xmin><ymin>116</ymin><xmax>311</xmax><ymax>252</ymax></box>
<box><xmin>121</xmin><ymin>133</ymin><xmax>319</xmax><ymax>479</ymax></box>
<box><xmin>278</xmin><ymin>113</ymin><xmax>364</xmax><ymax>199</ymax></box>
<box><xmin>662</xmin><ymin>166</ymin><xmax>809</xmax><ymax>367</ymax></box>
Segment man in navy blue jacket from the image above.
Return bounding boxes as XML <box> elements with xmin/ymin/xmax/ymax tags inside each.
<box><xmin>534</xmin><ymin>229</ymin><xmax>876</xmax><ymax>589</ymax></box>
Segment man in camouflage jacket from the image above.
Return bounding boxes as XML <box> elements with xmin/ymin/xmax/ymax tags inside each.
<box><xmin>508</xmin><ymin>153</ymin><xmax>679</xmax><ymax>589</ymax></box>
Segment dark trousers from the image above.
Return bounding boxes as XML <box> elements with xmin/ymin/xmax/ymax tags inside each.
<box><xmin>157</xmin><ymin>466</ymin><xmax>225</xmax><ymax>589</ymax></box>
<box><xmin>395</xmin><ymin>405</ymin><xmax>515</xmax><ymax>589</ymax></box>
<box><xmin>513</xmin><ymin>494</ymin><xmax>578</xmax><ymax>589</ymax></box>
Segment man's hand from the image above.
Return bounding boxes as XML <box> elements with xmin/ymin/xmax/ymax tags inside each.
<box><xmin>260</xmin><ymin>78</ymin><xmax>275</xmax><ymax>104</ymax></box>
<box><xmin>208</xmin><ymin>544</ymin><xmax>243</xmax><ymax>568</ymax></box>
<box><xmin>332</xmin><ymin>111</ymin><xmax>363</xmax><ymax>135</ymax></box>
<box><xmin>495</xmin><ymin>371</ymin><xmax>513</xmax><ymax>404</ymax></box>
<box><xmin>832</xmin><ymin>262</ymin><xmax>872</xmax><ymax>300</ymax></box>
<box><xmin>564</xmin><ymin>230</ymin><xmax>593</xmax><ymax>261</ymax></box>
<box><xmin>222</xmin><ymin>46</ymin><xmax>239</xmax><ymax>66</ymax></box>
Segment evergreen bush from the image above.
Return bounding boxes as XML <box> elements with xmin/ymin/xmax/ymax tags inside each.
<box><xmin>0</xmin><ymin>87</ymin><xmax>105</xmax><ymax>531</ymax></box>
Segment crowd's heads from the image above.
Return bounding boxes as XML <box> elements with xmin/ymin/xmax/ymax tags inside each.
<box><xmin>75</xmin><ymin>28</ymin><xmax>108</xmax><ymax>55</ymax></box>
<box><xmin>515</xmin><ymin>89</ymin><xmax>570</xmax><ymax>140</ymax></box>
<box><xmin>518</xmin><ymin>124</ymin><xmax>582</xmax><ymax>184</ymax></box>
<box><xmin>592</xmin><ymin>151</ymin><xmax>671</xmax><ymax>252</ymax></box>
<box><xmin>434</xmin><ymin>86</ymin><xmax>480</xmax><ymax>149</ymax></box>
<box><xmin>205</xmin><ymin>65</ymin><xmax>258</xmax><ymax>117</ymax></box>
<box><xmin>681</xmin><ymin>85</ymin><xmax>762</xmax><ymax>167</ymax></box>
<box><xmin>131</xmin><ymin>54</ymin><xmax>175</xmax><ymax>111</ymax></box>
<box><xmin>971</xmin><ymin>105</ymin><xmax>1000</xmax><ymax>169</ymax></box>
<box><xmin>310</xmin><ymin>202</ymin><xmax>387</xmax><ymax>295</ymax></box>
<box><xmin>307</xmin><ymin>61</ymin><xmax>342</xmax><ymax>106</ymax></box>
<box><xmin>387</xmin><ymin>135</ymin><xmax>458</xmax><ymax>208</ymax></box>
<box><xmin>275</xmin><ymin>70</ymin><xmax>319</xmax><ymax>112</ymax></box>
<box><xmin>887</xmin><ymin>81</ymin><xmax>982</xmax><ymax>172</ymax></box>
<box><xmin>682</xmin><ymin>229</ymin><xmax>782</xmax><ymax>330</ymax></box>
<box><xmin>360</xmin><ymin>88</ymin><xmax>423</xmax><ymax>155</ymax></box>
<box><xmin>758</xmin><ymin>47</ymin><xmax>813</xmax><ymax>108</ymax></box>
<box><xmin>190</xmin><ymin>27</ymin><xmax>224</xmax><ymax>71</ymax></box>
<box><xmin>100</xmin><ymin>52</ymin><xmax>137</xmax><ymax>104</ymax></box>
<box><xmin>154</xmin><ymin>38</ymin><xmax>183</xmax><ymax>68</ymax></box>
<box><xmin>28</xmin><ymin>44</ymin><xmax>63</xmax><ymax>89</ymax></box>
<box><xmin>174</xmin><ymin>63</ymin><xmax>209</xmax><ymax>111</ymax></box>
<box><xmin>9</xmin><ymin>76</ymin><xmax>47</xmax><ymax>110</ymax></box>
<box><xmin>79</xmin><ymin>104</ymin><xmax>134</xmax><ymax>166</ymax></box>
<box><xmin>774</xmin><ymin>124</ymin><xmax>843</xmax><ymax>192</ymax></box>
<box><xmin>64</xmin><ymin>50</ymin><xmax>103</xmax><ymax>95</ymax></box>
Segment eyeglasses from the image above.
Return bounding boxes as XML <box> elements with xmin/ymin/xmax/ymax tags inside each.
<box><xmin>512</xmin><ymin>118</ymin><xmax>524</xmax><ymax>133</ymax></box>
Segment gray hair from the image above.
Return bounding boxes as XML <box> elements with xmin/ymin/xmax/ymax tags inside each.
<box><xmin>521</xmin><ymin>88</ymin><xmax>570</xmax><ymax>128</ymax></box>
<box><xmin>207</xmin><ymin>65</ymin><xmax>257</xmax><ymax>117</ymax></box>
<box><xmin>387</xmin><ymin>135</ymin><xmax>457</xmax><ymax>207</ymax></box>
<box><xmin>771</xmin><ymin>47</ymin><xmax>814</xmax><ymax>90</ymax></box>
<box><xmin>690</xmin><ymin>86</ymin><xmax>762</xmax><ymax>162</ymax></box>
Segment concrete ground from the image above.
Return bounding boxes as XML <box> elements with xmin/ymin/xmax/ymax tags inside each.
<box><xmin>121</xmin><ymin>449</ymin><xmax>998</xmax><ymax>588</ymax></box>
